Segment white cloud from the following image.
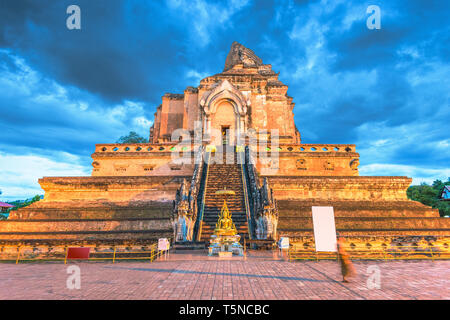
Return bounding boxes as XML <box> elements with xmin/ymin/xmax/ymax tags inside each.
<box><xmin>372</xmin><ymin>139</ymin><xmax>390</xmax><ymax>147</ymax></box>
<box><xmin>396</xmin><ymin>46</ymin><xmax>420</xmax><ymax>60</ymax></box>
<box><xmin>166</xmin><ymin>0</ymin><xmax>250</xmax><ymax>46</ymax></box>
<box><xmin>359</xmin><ymin>163</ymin><xmax>450</xmax><ymax>185</ymax></box>
<box><xmin>406</xmin><ymin>60</ymin><xmax>450</xmax><ymax>88</ymax></box>
<box><xmin>133</xmin><ymin>116</ymin><xmax>153</xmax><ymax>129</ymax></box>
<box><xmin>0</xmin><ymin>152</ymin><xmax>90</xmax><ymax>201</ymax></box>
<box><xmin>437</xmin><ymin>140</ymin><xmax>450</xmax><ymax>149</ymax></box>
<box><xmin>341</xmin><ymin>4</ymin><xmax>367</xmax><ymax>30</ymax></box>
<box><xmin>0</xmin><ymin>50</ymin><xmax>158</xmax><ymax>200</ymax></box>
<box><xmin>355</xmin><ymin>120</ymin><xmax>450</xmax><ymax>164</ymax></box>
<box><xmin>0</xmin><ymin>50</ymin><xmax>154</xmax><ymax>145</ymax></box>
<box><xmin>79</xmin><ymin>102</ymin><xmax>88</xmax><ymax>111</ymax></box>
<box><xmin>186</xmin><ymin>69</ymin><xmax>209</xmax><ymax>83</ymax></box>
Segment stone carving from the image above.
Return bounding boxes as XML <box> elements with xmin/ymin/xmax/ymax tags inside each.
<box><xmin>255</xmin><ymin>215</ymin><xmax>264</xmax><ymax>240</ymax></box>
<box><xmin>296</xmin><ymin>158</ymin><xmax>307</xmax><ymax>170</ymax></box>
<box><xmin>169</xmin><ymin>163</ymin><xmax>182</xmax><ymax>170</ymax></box>
<box><xmin>172</xmin><ymin>179</ymin><xmax>194</xmax><ymax>241</ymax></box>
<box><xmin>350</xmin><ymin>159</ymin><xmax>360</xmax><ymax>171</ymax></box>
<box><xmin>201</xmin><ymin>79</ymin><xmax>247</xmax><ymax>115</ymax></box>
<box><xmin>142</xmin><ymin>164</ymin><xmax>155</xmax><ymax>171</ymax></box>
<box><xmin>255</xmin><ymin>178</ymin><xmax>279</xmax><ymax>240</ymax></box>
<box><xmin>244</xmin><ymin>146</ymin><xmax>278</xmax><ymax>240</ymax></box>
<box><xmin>267</xmin><ymin>158</ymin><xmax>280</xmax><ymax>170</ymax></box>
<box><xmin>114</xmin><ymin>164</ymin><xmax>128</xmax><ymax>172</ymax></box>
<box><xmin>255</xmin><ymin>207</ymin><xmax>278</xmax><ymax>240</ymax></box>
<box><xmin>172</xmin><ymin>147</ymin><xmax>204</xmax><ymax>242</ymax></box>
<box><xmin>224</xmin><ymin>41</ymin><xmax>263</xmax><ymax>71</ymax></box>
<box><xmin>92</xmin><ymin>161</ymin><xmax>100</xmax><ymax>168</ymax></box>
<box><xmin>324</xmin><ymin>160</ymin><xmax>334</xmax><ymax>170</ymax></box>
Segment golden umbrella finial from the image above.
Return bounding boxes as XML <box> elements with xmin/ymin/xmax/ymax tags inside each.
<box><xmin>215</xmin><ymin>187</ymin><xmax>235</xmax><ymax>196</ymax></box>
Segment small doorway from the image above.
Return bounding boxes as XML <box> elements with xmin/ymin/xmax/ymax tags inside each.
<box><xmin>221</xmin><ymin>126</ymin><xmax>230</xmax><ymax>145</ymax></box>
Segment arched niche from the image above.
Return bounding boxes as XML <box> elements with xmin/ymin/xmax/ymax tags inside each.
<box><xmin>201</xmin><ymin>80</ymin><xmax>248</xmax><ymax>145</ymax></box>
<box><xmin>210</xmin><ymin>100</ymin><xmax>237</xmax><ymax>145</ymax></box>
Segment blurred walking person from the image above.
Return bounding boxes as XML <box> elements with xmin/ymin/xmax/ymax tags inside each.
<box><xmin>336</xmin><ymin>234</ymin><xmax>357</xmax><ymax>283</ymax></box>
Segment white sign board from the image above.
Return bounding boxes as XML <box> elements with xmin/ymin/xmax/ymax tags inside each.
<box><xmin>311</xmin><ymin>206</ymin><xmax>337</xmax><ymax>252</ymax></box>
<box><xmin>279</xmin><ymin>237</ymin><xmax>289</xmax><ymax>249</ymax></box>
<box><xmin>158</xmin><ymin>238</ymin><xmax>170</xmax><ymax>251</ymax></box>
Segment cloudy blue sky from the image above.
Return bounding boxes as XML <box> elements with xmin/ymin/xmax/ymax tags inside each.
<box><xmin>0</xmin><ymin>0</ymin><xmax>449</xmax><ymax>201</ymax></box>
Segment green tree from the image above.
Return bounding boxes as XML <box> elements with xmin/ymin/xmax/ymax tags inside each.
<box><xmin>116</xmin><ymin>131</ymin><xmax>148</xmax><ymax>143</ymax></box>
<box><xmin>1</xmin><ymin>194</ymin><xmax>42</xmax><ymax>220</ymax></box>
<box><xmin>8</xmin><ymin>195</ymin><xmax>42</xmax><ymax>212</ymax></box>
<box><xmin>407</xmin><ymin>178</ymin><xmax>450</xmax><ymax>217</ymax></box>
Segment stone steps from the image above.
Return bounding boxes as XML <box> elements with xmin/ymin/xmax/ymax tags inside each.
<box><xmin>198</xmin><ymin>151</ymin><xmax>249</xmax><ymax>241</ymax></box>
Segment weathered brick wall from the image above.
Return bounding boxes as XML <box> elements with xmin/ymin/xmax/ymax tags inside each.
<box><xmin>255</xmin><ymin>148</ymin><xmax>359</xmax><ymax>176</ymax></box>
<box><xmin>10</xmin><ymin>200</ymin><xmax>172</xmax><ymax>220</ymax></box>
<box><xmin>288</xmin><ymin>235</ymin><xmax>450</xmax><ymax>256</ymax></box>
<box><xmin>277</xmin><ymin>200</ymin><xmax>438</xmax><ymax>217</ymax></box>
<box><xmin>36</xmin><ymin>176</ymin><xmax>187</xmax><ymax>202</ymax></box>
<box><xmin>270</xmin><ymin>176</ymin><xmax>450</xmax><ymax>237</ymax></box>
<box><xmin>184</xmin><ymin>88</ymin><xmax>199</xmax><ymax>131</ymax></box>
<box><xmin>278</xmin><ymin>217</ymin><xmax>450</xmax><ymax>236</ymax></box>
<box><xmin>0</xmin><ymin>218</ymin><xmax>173</xmax><ymax>241</ymax></box>
<box><xmin>161</xmin><ymin>95</ymin><xmax>184</xmax><ymax>138</ymax></box>
<box><xmin>0</xmin><ymin>218</ymin><xmax>171</xmax><ymax>233</ymax></box>
<box><xmin>0</xmin><ymin>243</ymin><xmax>168</xmax><ymax>260</ymax></box>
<box><xmin>91</xmin><ymin>144</ymin><xmax>196</xmax><ymax>176</ymax></box>
<box><xmin>265</xmin><ymin>176</ymin><xmax>413</xmax><ymax>201</ymax></box>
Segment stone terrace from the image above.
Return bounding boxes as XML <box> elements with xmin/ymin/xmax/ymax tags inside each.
<box><xmin>0</xmin><ymin>250</ymin><xmax>448</xmax><ymax>300</ymax></box>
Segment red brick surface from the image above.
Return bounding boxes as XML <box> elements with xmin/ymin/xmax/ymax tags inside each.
<box><xmin>0</xmin><ymin>250</ymin><xmax>448</xmax><ymax>300</ymax></box>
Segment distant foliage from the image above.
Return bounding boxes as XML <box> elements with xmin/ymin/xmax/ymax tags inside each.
<box><xmin>407</xmin><ymin>178</ymin><xmax>450</xmax><ymax>217</ymax></box>
<box><xmin>116</xmin><ymin>131</ymin><xmax>148</xmax><ymax>143</ymax></box>
<box><xmin>0</xmin><ymin>189</ymin><xmax>4</xmax><ymax>219</ymax></box>
<box><xmin>8</xmin><ymin>195</ymin><xmax>42</xmax><ymax>212</ymax></box>
<box><xmin>1</xmin><ymin>195</ymin><xmax>42</xmax><ymax>220</ymax></box>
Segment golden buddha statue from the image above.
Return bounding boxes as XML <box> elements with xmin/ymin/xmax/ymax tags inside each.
<box><xmin>214</xmin><ymin>200</ymin><xmax>237</xmax><ymax>236</ymax></box>
<box><xmin>208</xmin><ymin>188</ymin><xmax>243</xmax><ymax>256</ymax></box>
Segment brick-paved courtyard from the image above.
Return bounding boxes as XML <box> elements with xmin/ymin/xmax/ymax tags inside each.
<box><xmin>0</xmin><ymin>250</ymin><xmax>448</xmax><ymax>300</ymax></box>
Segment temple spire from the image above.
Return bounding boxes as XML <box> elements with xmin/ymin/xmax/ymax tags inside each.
<box><xmin>224</xmin><ymin>41</ymin><xmax>263</xmax><ymax>71</ymax></box>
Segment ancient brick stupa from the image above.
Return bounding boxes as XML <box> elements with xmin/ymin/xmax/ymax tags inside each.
<box><xmin>1</xmin><ymin>41</ymin><xmax>449</xmax><ymax>254</ymax></box>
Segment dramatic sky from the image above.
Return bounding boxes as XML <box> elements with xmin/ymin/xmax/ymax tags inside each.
<box><xmin>0</xmin><ymin>0</ymin><xmax>449</xmax><ymax>200</ymax></box>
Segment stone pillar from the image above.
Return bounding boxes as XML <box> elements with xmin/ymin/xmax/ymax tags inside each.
<box><xmin>206</xmin><ymin>117</ymin><xmax>211</xmax><ymax>137</ymax></box>
<box><xmin>203</xmin><ymin>116</ymin><xmax>207</xmax><ymax>134</ymax></box>
<box><xmin>239</xmin><ymin>116</ymin><xmax>245</xmax><ymax>143</ymax></box>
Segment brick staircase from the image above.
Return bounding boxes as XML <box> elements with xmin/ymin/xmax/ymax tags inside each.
<box><xmin>198</xmin><ymin>151</ymin><xmax>249</xmax><ymax>242</ymax></box>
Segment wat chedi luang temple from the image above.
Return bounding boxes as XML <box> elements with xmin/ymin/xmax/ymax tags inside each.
<box><xmin>1</xmin><ymin>42</ymin><xmax>449</xmax><ymax>257</ymax></box>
